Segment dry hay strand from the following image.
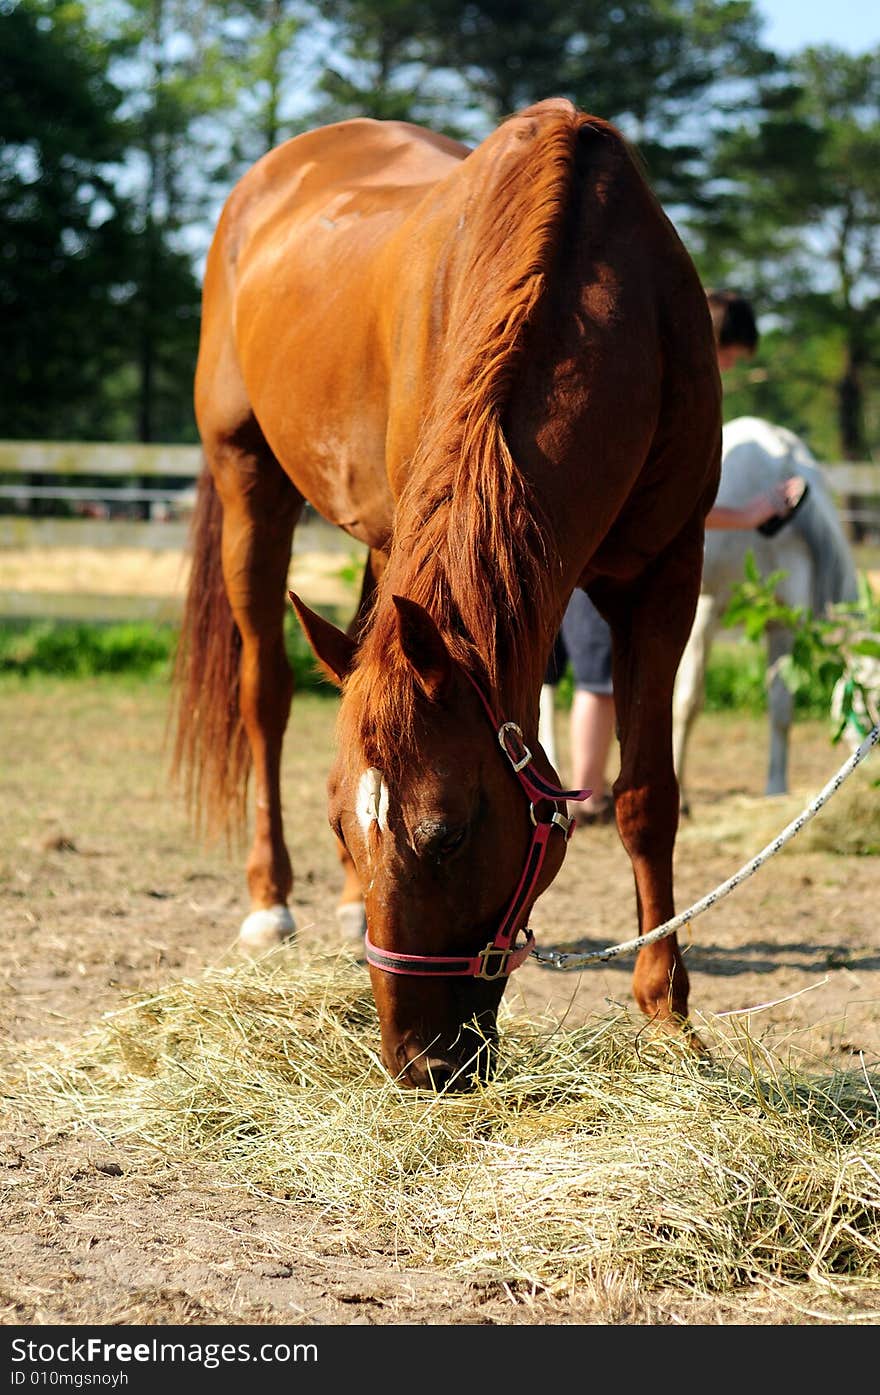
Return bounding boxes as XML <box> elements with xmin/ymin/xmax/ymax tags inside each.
<box><xmin>794</xmin><ymin>766</ymin><xmax>880</xmax><ymax>857</ymax></box>
<box><xmin>4</xmin><ymin>947</ymin><xmax>880</xmax><ymax>1309</ymax></box>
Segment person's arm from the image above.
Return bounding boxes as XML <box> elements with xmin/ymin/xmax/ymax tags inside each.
<box><xmin>706</xmin><ymin>477</ymin><xmax>805</xmax><ymax>531</ymax></box>
<box><xmin>706</xmin><ymin>500</ymin><xmax>770</xmax><ymax>530</ymax></box>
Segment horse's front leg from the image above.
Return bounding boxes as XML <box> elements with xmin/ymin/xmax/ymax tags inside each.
<box><xmin>601</xmin><ymin>540</ymin><xmax>704</xmax><ymax>1041</ymax></box>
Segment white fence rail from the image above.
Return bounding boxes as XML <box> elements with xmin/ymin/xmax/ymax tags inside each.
<box><xmin>0</xmin><ymin>441</ymin><xmax>365</xmax><ymax>622</ymax></box>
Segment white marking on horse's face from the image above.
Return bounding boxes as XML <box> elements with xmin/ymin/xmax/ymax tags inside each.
<box><xmin>356</xmin><ymin>767</ymin><xmax>390</xmax><ymax>835</ymax></box>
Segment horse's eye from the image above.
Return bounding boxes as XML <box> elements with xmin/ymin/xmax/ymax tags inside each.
<box><xmin>413</xmin><ymin>820</ymin><xmax>467</xmax><ymax>860</ymax></box>
<box><xmin>331</xmin><ymin>817</ymin><xmax>346</xmax><ymax>849</ymax></box>
<box><xmin>436</xmin><ymin>826</ymin><xmax>466</xmax><ymax>858</ymax></box>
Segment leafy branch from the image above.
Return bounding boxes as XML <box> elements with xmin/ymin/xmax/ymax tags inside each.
<box><xmin>722</xmin><ymin>551</ymin><xmax>880</xmax><ymax>743</ymax></box>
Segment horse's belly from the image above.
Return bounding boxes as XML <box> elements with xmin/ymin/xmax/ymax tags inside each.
<box><xmin>252</xmin><ymin>376</ymin><xmax>395</xmax><ymax>547</ymax></box>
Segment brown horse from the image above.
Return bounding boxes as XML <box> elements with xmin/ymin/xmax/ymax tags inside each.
<box><xmin>173</xmin><ymin>98</ymin><xmax>721</xmax><ymax>1089</ymax></box>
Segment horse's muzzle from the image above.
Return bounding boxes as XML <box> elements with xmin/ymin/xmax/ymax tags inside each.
<box><xmin>391</xmin><ymin>1029</ymin><xmax>497</xmax><ymax>1091</ymax></box>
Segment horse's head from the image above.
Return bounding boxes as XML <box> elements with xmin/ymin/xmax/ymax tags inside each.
<box><xmin>291</xmin><ymin>592</ymin><xmax>576</xmax><ymax>1090</ymax></box>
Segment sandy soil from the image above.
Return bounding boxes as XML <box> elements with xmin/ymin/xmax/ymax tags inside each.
<box><xmin>0</xmin><ymin>673</ymin><xmax>877</xmax><ymax>1329</ymax></box>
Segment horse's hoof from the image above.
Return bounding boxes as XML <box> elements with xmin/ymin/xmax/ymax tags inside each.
<box><xmin>638</xmin><ymin>1013</ymin><xmax>711</xmax><ymax>1060</ymax></box>
<box><xmin>336</xmin><ymin>901</ymin><xmax>367</xmax><ymax>942</ymax></box>
<box><xmin>238</xmin><ymin>904</ymin><xmax>296</xmax><ymax>953</ymax></box>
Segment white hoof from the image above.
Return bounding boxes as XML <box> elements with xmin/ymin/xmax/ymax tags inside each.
<box><xmin>238</xmin><ymin>904</ymin><xmax>296</xmax><ymax>953</ymax></box>
<box><xmin>336</xmin><ymin>902</ymin><xmax>366</xmax><ymax>942</ymax></box>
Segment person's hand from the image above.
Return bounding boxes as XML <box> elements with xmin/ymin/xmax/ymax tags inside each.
<box><xmin>772</xmin><ymin>476</ymin><xmax>806</xmax><ymax>516</ymax></box>
<box><xmin>754</xmin><ymin>475</ymin><xmax>809</xmax><ymax>535</ymax></box>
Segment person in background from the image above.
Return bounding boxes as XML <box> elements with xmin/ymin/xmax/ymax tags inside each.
<box><xmin>540</xmin><ymin>289</ymin><xmax>807</xmax><ymax>825</ymax></box>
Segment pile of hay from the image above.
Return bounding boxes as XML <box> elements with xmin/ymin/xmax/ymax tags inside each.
<box><xmin>795</xmin><ymin>766</ymin><xmax>880</xmax><ymax>857</ymax></box>
<box><xmin>6</xmin><ymin>948</ymin><xmax>880</xmax><ymax>1301</ymax></box>
<box><xmin>678</xmin><ymin>763</ymin><xmax>880</xmax><ymax>859</ymax></box>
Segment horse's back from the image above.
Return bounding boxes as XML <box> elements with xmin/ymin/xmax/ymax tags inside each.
<box><xmin>719</xmin><ymin>416</ymin><xmax>818</xmax><ymax>487</ymax></box>
<box><xmin>197</xmin><ymin>100</ymin><xmax>719</xmax><ymax>558</ymax></box>
<box><xmin>219</xmin><ymin>118</ymin><xmax>467</xmax><ymax>264</ymax></box>
<box><xmin>704</xmin><ymin>416</ymin><xmax>856</xmax><ymax>609</ymax></box>
<box><xmin>208</xmin><ymin>116</ymin><xmax>468</xmax><ymax>348</ymax></box>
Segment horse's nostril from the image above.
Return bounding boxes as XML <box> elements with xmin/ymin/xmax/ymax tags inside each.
<box><xmin>404</xmin><ymin>1055</ymin><xmax>469</xmax><ymax>1092</ymax></box>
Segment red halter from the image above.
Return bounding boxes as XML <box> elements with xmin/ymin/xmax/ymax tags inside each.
<box><xmin>363</xmin><ymin>672</ymin><xmax>591</xmax><ymax>979</ymax></box>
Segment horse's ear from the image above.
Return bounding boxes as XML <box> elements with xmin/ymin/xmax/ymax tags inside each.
<box><xmin>392</xmin><ymin>595</ymin><xmax>453</xmax><ymax>702</ymax></box>
<box><xmin>288</xmin><ymin>592</ymin><xmax>356</xmax><ymax>687</ymax></box>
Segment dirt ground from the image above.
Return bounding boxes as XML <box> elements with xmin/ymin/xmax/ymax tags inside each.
<box><xmin>1</xmin><ymin>668</ymin><xmax>878</xmax><ymax>1329</ymax></box>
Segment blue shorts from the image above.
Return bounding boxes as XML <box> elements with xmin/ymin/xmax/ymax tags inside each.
<box><xmin>545</xmin><ymin>590</ymin><xmax>613</xmax><ymax>695</ymax></box>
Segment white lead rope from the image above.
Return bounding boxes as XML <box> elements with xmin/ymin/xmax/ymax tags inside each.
<box><xmin>531</xmin><ymin>723</ymin><xmax>880</xmax><ymax>970</ymax></box>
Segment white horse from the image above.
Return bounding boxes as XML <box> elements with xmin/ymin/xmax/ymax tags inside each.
<box><xmin>538</xmin><ymin>417</ymin><xmax>859</xmax><ymax>802</ymax></box>
<box><xmin>672</xmin><ymin>416</ymin><xmax>858</xmax><ymax>802</ymax></box>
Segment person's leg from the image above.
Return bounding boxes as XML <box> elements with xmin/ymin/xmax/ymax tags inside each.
<box><xmin>569</xmin><ymin>688</ymin><xmax>615</xmax><ymax>820</ymax></box>
<box><xmin>538</xmin><ymin>628</ymin><xmax>568</xmax><ymax>771</ymax></box>
<box><xmin>561</xmin><ymin>590</ymin><xmax>616</xmax><ymax>824</ymax></box>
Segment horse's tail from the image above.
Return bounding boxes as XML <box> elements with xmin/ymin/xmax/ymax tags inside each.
<box><xmin>171</xmin><ymin>461</ymin><xmax>250</xmax><ymax>838</ymax></box>
<box><xmin>790</xmin><ymin>465</ymin><xmax>859</xmax><ymax>613</ymax></box>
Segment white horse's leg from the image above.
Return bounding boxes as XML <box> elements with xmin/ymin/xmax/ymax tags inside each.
<box><xmin>766</xmin><ymin>546</ymin><xmax>812</xmax><ymax>795</ymax></box>
<box><xmin>766</xmin><ymin>624</ymin><xmax>794</xmax><ymax>795</ymax></box>
<box><xmin>539</xmin><ymin>683</ymin><xmax>559</xmax><ymax>771</ymax></box>
<box><xmin>673</xmin><ymin>594</ymin><xmax>719</xmax><ymax>813</ymax></box>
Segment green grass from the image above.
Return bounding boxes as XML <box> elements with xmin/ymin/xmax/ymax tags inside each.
<box><xmin>0</xmin><ymin>622</ymin><xmax>840</xmax><ymax>717</ymax></box>
<box><xmin>0</xmin><ymin>614</ymin><xmax>338</xmax><ymax>693</ymax></box>
<box><xmin>703</xmin><ymin>638</ymin><xmax>842</xmax><ymax>717</ymax></box>
<box><xmin>703</xmin><ymin>640</ymin><xmax>768</xmax><ymax>714</ymax></box>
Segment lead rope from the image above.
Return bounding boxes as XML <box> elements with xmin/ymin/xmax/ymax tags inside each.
<box><xmin>531</xmin><ymin>723</ymin><xmax>880</xmax><ymax>970</ymax></box>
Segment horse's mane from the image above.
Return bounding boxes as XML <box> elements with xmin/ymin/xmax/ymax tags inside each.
<box><xmin>343</xmin><ymin>102</ymin><xmax>600</xmax><ymax>770</ymax></box>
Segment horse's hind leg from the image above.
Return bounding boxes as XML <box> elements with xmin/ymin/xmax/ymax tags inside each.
<box><xmin>599</xmin><ymin>534</ymin><xmax>705</xmax><ymax>1043</ymax></box>
<box><xmin>210</xmin><ymin>421</ymin><xmax>304</xmax><ymax>950</ymax></box>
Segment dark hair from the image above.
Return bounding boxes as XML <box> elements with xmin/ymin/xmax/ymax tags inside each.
<box><xmin>706</xmin><ymin>289</ymin><xmax>759</xmax><ymax>352</ymax></box>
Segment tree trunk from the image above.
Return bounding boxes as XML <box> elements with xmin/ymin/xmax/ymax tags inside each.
<box><xmin>837</xmin><ymin>342</ymin><xmax>868</xmax><ymax>543</ymax></box>
<box><xmin>263</xmin><ymin>0</ymin><xmax>283</xmax><ymax>152</ymax></box>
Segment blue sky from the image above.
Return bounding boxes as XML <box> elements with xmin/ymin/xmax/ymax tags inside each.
<box><xmin>757</xmin><ymin>0</ymin><xmax>880</xmax><ymax>54</ymax></box>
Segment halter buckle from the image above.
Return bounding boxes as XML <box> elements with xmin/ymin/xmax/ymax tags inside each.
<box><xmin>498</xmin><ymin>721</ymin><xmax>532</xmax><ymax>773</ymax></box>
<box><xmin>475</xmin><ymin>942</ymin><xmax>513</xmax><ymax>980</ymax></box>
<box><xmin>529</xmin><ymin>803</ymin><xmax>574</xmax><ymax>835</ymax></box>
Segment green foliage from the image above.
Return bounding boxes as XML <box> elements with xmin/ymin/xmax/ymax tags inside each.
<box><xmin>702</xmin><ymin>640</ymin><xmax>767</xmax><ymax>715</ymax></box>
<box><xmin>0</xmin><ymin>3</ymin><xmax>877</xmax><ymax>457</ymax></box>
<box><xmin>0</xmin><ymin>621</ymin><xmax>176</xmax><ymax>677</ymax></box>
<box><xmin>695</xmin><ymin>44</ymin><xmax>880</xmax><ymax>464</ymax></box>
<box><xmin>283</xmin><ymin>610</ymin><xmax>339</xmax><ymax>694</ymax></box>
<box><xmin>717</xmin><ymin>326</ymin><xmax>854</xmax><ymax>466</ymax></box>
<box><xmin>0</xmin><ymin>0</ymin><xmax>138</xmax><ymax>438</ymax></box>
<box><xmin>0</xmin><ymin>615</ymin><xmax>337</xmax><ymax>693</ymax></box>
<box><xmin>5</xmin><ymin>606</ymin><xmax>867</xmax><ymax>726</ymax></box>
<box><xmin>723</xmin><ymin>554</ymin><xmax>880</xmax><ymax>739</ymax></box>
